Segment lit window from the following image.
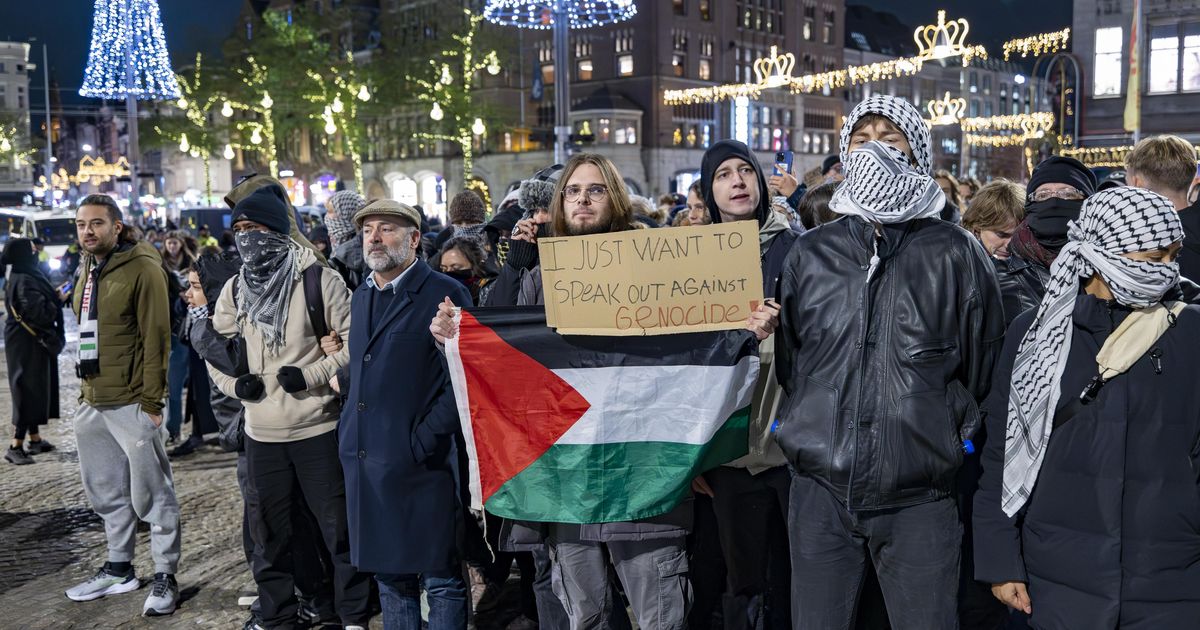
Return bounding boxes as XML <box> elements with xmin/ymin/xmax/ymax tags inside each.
<box><xmin>598</xmin><ymin>118</ymin><xmax>611</xmax><ymax>143</ymax></box>
<box><xmin>618</xmin><ymin>55</ymin><xmax>634</xmax><ymax>76</ymax></box>
<box><xmin>541</xmin><ymin>64</ymin><xmax>555</xmax><ymax>85</ymax></box>
<box><xmin>673</xmin><ymin>0</ymin><xmax>685</xmax><ymax>15</ymax></box>
<box><xmin>673</xmin><ymin>54</ymin><xmax>686</xmax><ymax>77</ymax></box>
<box><xmin>824</xmin><ymin>10</ymin><xmax>835</xmax><ymax>44</ymax></box>
<box><xmin>1150</xmin><ymin>24</ymin><xmax>1180</xmax><ymax>93</ymax></box>
<box><xmin>577</xmin><ymin>60</ymin><xmax>593</xmax><ymax>81</ymax></box>
<box><xmin>700</xmin><ymin>0</ymin><xmax>710</xmax><ymax>20</ymax></box>
<box><xmin>699</xmin><ymin>59</ymin><xmax>712</xmax><ymax>80</ymax></box>
<box><xmin>1184</xmin><ymin>23</ymin><xmax>1200</xmax><ymax>91</ymax></box>
<box><xmin>1093</xmin><ymin>26</ymin><xmax>1123</xmax><ymax>97</ymax></box>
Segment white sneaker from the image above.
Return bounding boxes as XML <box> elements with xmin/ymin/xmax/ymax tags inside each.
<box><xmin>65</xmin><ymin>564</ymin><xmax>140</xmax><ymax>602</ymax></box>
<box><xmin>141</xmin><ymin>573</ymin><xmax>178</xmax><ymax>616</ymax></box>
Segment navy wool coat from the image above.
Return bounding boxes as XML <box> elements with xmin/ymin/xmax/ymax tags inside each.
<box><xmin>339</xmin><ymin>259</ymin><xmax>472</xmax><ymax>574</ymax></box>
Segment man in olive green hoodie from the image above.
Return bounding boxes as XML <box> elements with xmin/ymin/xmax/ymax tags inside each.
<box><xmin>66</xmin><ymin>194</ymin><xmax>180</xmax><ymax>617</ymax></box>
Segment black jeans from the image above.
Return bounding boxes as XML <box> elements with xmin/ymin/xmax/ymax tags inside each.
<box><xmin>707</xmin><ymin>466</ymin><xmax>792</xmax><ymax>630</ymax></box>
<box><xmin>245</xmin><ymin>431</ymin><xmax>370</xmax><ymax>628</ymax></box>
<box><xmin>788</xmin><ymin>473</ymin><xmax>961</xmax><ymax>630</ymax></box>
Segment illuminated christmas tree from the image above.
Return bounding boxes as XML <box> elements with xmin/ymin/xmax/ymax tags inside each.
<box><xmin>80</xmin><ymin>0</ymin><xmax>181</xmax><ymax>100</ymax></box>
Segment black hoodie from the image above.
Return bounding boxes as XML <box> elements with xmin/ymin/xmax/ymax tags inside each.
<box><xmin>700</xmin><ymin>139</ymin><xmax>772</xmax><ymax>226</ymax></box>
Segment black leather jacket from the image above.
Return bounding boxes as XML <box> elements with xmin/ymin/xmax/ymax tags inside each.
<box><xmin>994</xmin><ymin>254</ymin><xmax>1049</xmax><ymax>328</ymax></box>
<box><xmin>775</xmin><ymin>216</ymin><xmax>1005</xmax><ymax>509</ymax></box>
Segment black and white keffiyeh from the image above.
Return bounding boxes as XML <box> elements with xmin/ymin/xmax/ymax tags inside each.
<box><xmin>829</xmin><ymin>95</ymin><xmax>945</xmax><ymax>225</ymax></box>
<box><xmin>235</xmin><ymin>230</ymin><xmax>301</xmax><ymax>352</ymax></box>
<box><xmin>326</xmin><ymin>190</ymin><xmax>366</xmax><ymax>247</ymax></box>
<box><xmin>1001</xmin><ymin>187</ymin><xmax>1183</xmax><ymax>516</ymax></box>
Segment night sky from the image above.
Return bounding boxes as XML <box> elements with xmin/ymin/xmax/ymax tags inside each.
<box><xmin>0</xmin><ymin>0</ymin><xmax>1071</xmax><ymax>108</ymax></box>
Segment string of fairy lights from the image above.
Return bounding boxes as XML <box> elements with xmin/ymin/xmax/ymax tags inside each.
<box><xmin>661</xmin><ymin>11</ymin><xmax>1073</xmax><ymax>156</ymax></box>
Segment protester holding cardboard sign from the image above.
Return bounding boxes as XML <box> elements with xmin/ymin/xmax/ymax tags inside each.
<box><xmin>431</xmin><ymin>153</ymin><xmax>701</xmax><ymax>630</ymax></box>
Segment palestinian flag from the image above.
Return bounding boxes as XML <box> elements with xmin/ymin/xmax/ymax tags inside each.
<box><xmin>446</xmin><ymin>307</ymin><xmax>759</xmax><ymax>524</ymax></box>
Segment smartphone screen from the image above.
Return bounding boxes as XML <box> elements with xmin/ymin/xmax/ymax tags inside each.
<box><xmin>774</xmin><ymin>150</ymin><xmax>794</xmax><ymax>177</ymax></box>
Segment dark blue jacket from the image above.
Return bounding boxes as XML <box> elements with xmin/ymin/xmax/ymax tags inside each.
<box><xmin>338</xmin><ymin>260</ymin><xmax>472</xmax><ymax>574</ymax></box>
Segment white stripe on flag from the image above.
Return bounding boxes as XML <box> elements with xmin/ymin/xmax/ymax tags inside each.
<box><xmin>445</xmin><ymin>319</ymin><xmax>484</xmax><ymax>512</ymax></box>
<box><xmin>552</xmin><ymin>357</ymin><xmax>759</xmax><ymax>446</ymax></box>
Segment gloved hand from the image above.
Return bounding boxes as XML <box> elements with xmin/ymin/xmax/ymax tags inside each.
<box><xmin>276</xmin><ymin>366</ymin><xmax>307</xmax><ymax>393</ymax></box>
<box><xmin>235</xmin><ymin>374</ymin><xmax>265</xmax><ymax>401</ymax></box>
<box><xmin>505</xmin><ymin>238</ymin><xmax>539</xmax><ymax>271</ymax></box>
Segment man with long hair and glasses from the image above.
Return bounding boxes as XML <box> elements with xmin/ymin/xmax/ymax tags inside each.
<box><xmin>430</xmin><ymin>154</ymin><xmax>779</xmax><ymax>629</ymax></box>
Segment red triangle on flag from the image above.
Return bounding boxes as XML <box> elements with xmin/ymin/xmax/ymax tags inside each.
<box><xmin>458</xmin><ymin>311</ymin><xmax>591</xmax><ymax>502</ymax></box>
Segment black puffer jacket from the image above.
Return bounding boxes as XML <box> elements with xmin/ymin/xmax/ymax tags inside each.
<box><xmin>974</xmin><ymin>294</ymin><xmax>1200</xmax><ymax>629</ymax></box>
<box><xmin>775</xmin><ymin>215</ymin><xmax>1005</xmax><ymax>509</ymax></box>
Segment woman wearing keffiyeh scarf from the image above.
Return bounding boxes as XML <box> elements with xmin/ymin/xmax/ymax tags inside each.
<box><xmin>973</xmin><ymin>187</ymin><xmax>1200</xmax><ymax>628</ymax></box>
<box><xmin>325</xmin><ymin>190</ymin><xmax>365</xmax><ymax>248</ymax></box>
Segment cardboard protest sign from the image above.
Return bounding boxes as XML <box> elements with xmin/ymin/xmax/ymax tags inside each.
<box><xmin>537</xmin><ymin>221</ymin><xmax>763</xmax><ymax>335</ymax></box>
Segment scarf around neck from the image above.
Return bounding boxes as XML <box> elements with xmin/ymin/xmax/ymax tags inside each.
<box><xmin>235</xmin><ymin>230</ymin><xmax>300</xmax><ymax>352</ymax></box>
<box><xmin>1001</xmin><ymin>187</ymin><xmax>1184</xmax><ymax>516</ymax></box>
<box><xmin>829</xmin><ymin>140</ymin><xmax>945</xmax><ymax>225</ymax></box>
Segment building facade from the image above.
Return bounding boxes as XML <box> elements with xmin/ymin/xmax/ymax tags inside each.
<box><xmin>1074</xmin><ymin>0</ymin><xmax>1200</xmax><ymax>147</ymax></box>
<box><xmin>361</xmin><ymin>0</ymin><xmax>847</xmax><ymax>218</ymax></box>
<box><xmin>0</xmin><ymin>42</ymin><xmax>32</xmax><ymax>203</ymax></box>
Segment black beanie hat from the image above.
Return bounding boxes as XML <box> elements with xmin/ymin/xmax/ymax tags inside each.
<box><xmin>231</xmin><ymin>184</ymin><xmax>291</xmax><ymax>235</ymax></box>
<box><xmin>700</xmin><ymin>139</ymin><xmax>770</xmax><ymax>226</ymax></box>
<box><xmin>822</xmin><ymin>154</ymin><xmax>841</xmax><ymax>175</ymax></box>
<box><xmin>1027</xmin><ymin>156</ymin><xmax>1098</xmax><ymax>198</ymax></box>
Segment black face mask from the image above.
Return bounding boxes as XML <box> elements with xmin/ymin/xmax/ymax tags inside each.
<box><xmin>1025</xmin><ymin>198</ymin><xmax>1084</xmax><ymax>248</ymax></box>
<box><xmin>444</xmin><ymin>270</ymin><xmax>476</xmax><ymax>288</ymax></box>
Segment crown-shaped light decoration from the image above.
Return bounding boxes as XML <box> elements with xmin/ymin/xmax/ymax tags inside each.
<box><xmin>926</xmin><ymin>92</ymin><xmax>966</xmax><ymax>127</ymax></box>
<box><xmin>76</xmin><ymin>155</ymin><xmax>132</xmax><ymax>186</ymax></box>
<box><xmin>915</xmin><ymin>11</ymin><xmax>970</xmax><ymax>60</ymax></box>
<box><xmin>753</xmin><ymin>46</ymin><xmax>797</xmax><ymax>88</ymax></box>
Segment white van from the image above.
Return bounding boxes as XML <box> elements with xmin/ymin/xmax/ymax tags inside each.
<box><xmin>22</xmin><ymin>210</ymin><xmax>77</xmax><ymax>271</ymax></box>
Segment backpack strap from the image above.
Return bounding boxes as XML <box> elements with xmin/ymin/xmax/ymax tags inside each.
<box><xmin>303</xmin><ymin>264</ymin><xmax>329</xmax><ymax>340</ymax></box>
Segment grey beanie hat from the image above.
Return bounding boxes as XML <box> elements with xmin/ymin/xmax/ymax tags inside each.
<box><xmin>518</xmin><ymin>164</ymin><xmax>565</xmax><ymax>211</ymax></box>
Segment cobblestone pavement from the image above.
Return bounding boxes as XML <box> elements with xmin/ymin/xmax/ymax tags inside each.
<box><xmin>0</xmin><ymin>309</ymin><xmax>524</xmax><ymax>629</ymax></box>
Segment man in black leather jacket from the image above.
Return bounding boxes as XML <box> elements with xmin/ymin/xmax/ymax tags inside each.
<box><xmin>774</xmin><ymin>95</ymin><xmax>1005</xmax><ymax>629</ymax></box>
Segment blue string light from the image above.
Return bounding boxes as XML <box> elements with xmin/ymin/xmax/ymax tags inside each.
<box><xmin>80</xmin><ymin>0</ymin><xmax>181</xmax><ymax>100</ymax></box>
<box><xmin>483</xmin><ymin>0</ymin><xmax>637</xmax><ymax>29</ymax></box>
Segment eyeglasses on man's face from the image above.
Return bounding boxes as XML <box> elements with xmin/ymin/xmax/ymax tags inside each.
<box><xmin>563</xmin><ymin>184</ymin><xmax>609</xmax><ymax>203</ymax></box>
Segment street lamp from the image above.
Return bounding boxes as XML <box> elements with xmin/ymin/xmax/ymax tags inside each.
<box><xmin>483</xmin><ymin>1</ymin><xmax>638</xmax><ymax>163</ymax></box>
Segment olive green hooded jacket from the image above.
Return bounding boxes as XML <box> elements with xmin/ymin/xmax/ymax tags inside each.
<box><xmin>71</xmin><ymin>240</ymin><xmax>171</xmax><ymax>415</ymax></box>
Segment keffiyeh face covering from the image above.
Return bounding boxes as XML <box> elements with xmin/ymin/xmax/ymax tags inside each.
<box><xmin>1001</xmin><ymin>187</ymin><xmax>1183</xmax><ymax>516</ymax></box>
<box><xmin>326</xmin><ymin>190</ymin><xmax>365</xmax><ymax>247</ymax></box>
<box><xmin>235</xmin><ymin>230</ymin><xmax>300</xmax><ymax>352</ymax></box>
<box><xmin>829</xmin><ymin>95</ymin><xmax>945</xmax><ymax>225</ymax></box>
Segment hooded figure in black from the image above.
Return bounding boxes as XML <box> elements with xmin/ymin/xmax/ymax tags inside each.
<box><xmin>2</xmin><ymin>238</ymin><xmax>66</xmax><ymax>464</ymax></box>
<box><xmin>698</xmin><ymin>139</ymin><xmax>801</xmax><ymax>628</ymax></box>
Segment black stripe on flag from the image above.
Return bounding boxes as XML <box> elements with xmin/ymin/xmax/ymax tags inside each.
<box><xmin>464</xmin><ymin>306</ymin><xmax>758</xmax><ymax>370</ymax></box>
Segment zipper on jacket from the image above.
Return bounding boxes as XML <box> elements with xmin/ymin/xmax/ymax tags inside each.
<box><xmin>846</xmin><ymin>229</ymin><xmax>881</xmax><ymax>507</ymax></box>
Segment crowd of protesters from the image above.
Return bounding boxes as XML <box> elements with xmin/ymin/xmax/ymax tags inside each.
<box><xmin>3</xmin><ymin>93</ymin><xmax>1200</xmax><ymax>630</ymax></box>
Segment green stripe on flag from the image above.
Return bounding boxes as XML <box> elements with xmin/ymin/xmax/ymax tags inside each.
<box><xmin>485</xmin><ymin>407</ymin><xmax>751</xmax><ymax>523</ymax></box>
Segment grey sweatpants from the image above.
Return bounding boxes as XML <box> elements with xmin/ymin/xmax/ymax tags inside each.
<box><xmin>75</xmin><ymin>402</ymin><xmax>181</xmax><ymax>574</ymax></box>
<box><xmin>547</xmin><ymin>524</ymin><xmax>691</xmax><ymax>630</ymax></box>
